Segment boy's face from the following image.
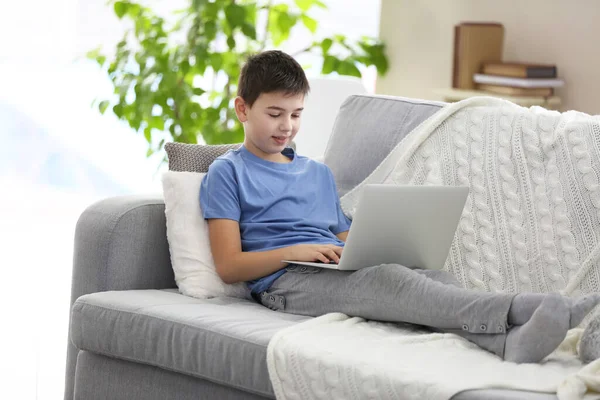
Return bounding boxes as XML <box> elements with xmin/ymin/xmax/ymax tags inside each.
<box><xmin>235</xmin><ymin>91</ymin><xmax>304</xmax><ymax>161</ymax></box>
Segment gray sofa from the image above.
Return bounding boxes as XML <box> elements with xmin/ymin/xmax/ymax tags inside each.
<box><xmin>65</xmin><ymin>94</ymin><xmax>558</xmax><ymax>400</ymax></box>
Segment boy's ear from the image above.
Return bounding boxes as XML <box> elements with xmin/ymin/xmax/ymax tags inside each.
<box><xmin>234</xmin><ymin>96</ymin><xmax>249</xmax><ymax>122</ymax></box>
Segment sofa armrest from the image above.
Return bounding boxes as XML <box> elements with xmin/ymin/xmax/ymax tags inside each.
<box><xmin>64</xmin><ymin>194</ymin><xmax>175</xmax><ymax>400</ymax></box>
<box><xmin>70</xmin><ymin>194</ymin><xmax>174</xmax><ymax>295</ymax></box>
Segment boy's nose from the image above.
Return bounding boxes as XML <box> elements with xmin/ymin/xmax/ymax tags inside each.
<box><xmin>279</xmin><ymin>119</ymin><xmax>292</xmax><ymax>131</ymax></box>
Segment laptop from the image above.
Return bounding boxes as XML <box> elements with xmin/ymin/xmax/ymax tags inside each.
<box><xmin>281</xmin><ymin>184</ymin><xmax>469</xmax><ymax>271</ymax></box>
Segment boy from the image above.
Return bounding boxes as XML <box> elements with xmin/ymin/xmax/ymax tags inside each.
<box><xmin>200</xmin><ymin>50</ymin><xmax>599</xmax><ymax>363</ymax></box>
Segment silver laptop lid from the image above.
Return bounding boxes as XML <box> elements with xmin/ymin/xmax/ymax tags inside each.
<box><xmin>339</xmin><ymin>185</ymin><xmax>469</xmax><ymax>271</ymax></box>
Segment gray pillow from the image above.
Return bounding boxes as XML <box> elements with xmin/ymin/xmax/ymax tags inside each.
<box><xmin>580</xmin><ymin>311</ymin><xmax>600</xmax><ymax>363</ymax></box>
<box><xmin>324</xmin><ymin>95</ymin><xmax>445</xmax><ymax>197</ymax></box>
<box><xmin>165</xmin><ymin>142</ymin><xmax>241</xmax><ymax>173</ymax></box>
<box><xmin>165</xmin><ymin>141</ymin><xmax>297</xmax><ymax>173</ymax></box>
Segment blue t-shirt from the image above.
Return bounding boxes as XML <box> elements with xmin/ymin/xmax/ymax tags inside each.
<box><xmin>200</xmin><ymin>145</ymin><xmax>351</xmax><ymax>293</ymax></box>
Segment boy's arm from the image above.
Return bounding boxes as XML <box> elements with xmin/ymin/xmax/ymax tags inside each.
<box><xmin>326</xmin><ymin>167</ymin><xmax>351</xmax><ymax>243</ymax></box>
<box><xmin>208</xmin><ymin>219</ymin><xmax>287</xmax><ymax>283</ymax></box>
<box><xmin>336</xmin><ymin>231</ymin><xmax>349</xmax><ymax>242</ymax></box>
<box><xmin>208</xmin><ymin>219</ymin><xmax>343</xmax><ymax>284</ymax></box>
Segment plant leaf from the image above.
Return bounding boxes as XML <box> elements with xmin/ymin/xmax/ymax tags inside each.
<box><xmin>192</xmin><ymin>0</ymin><xmax>208</xmax><ymax>9</ymax></box>
<box><xmin>113</xmin><ymin>103</ymin><xmax>123</xmax><ymax>118</ymax></box>
<box><xmin>241</xmin><ymin>23</ymin><xmax>257</xmax><ymax>40</ymax></box>
<box><xmin>204</xmin><ymin>21</ymin><xmax>217</xmax><ymax>40</ymax></box>
<box><xmin>272</xmin><ymin>12</ymin><xmax>297</xmax><ymax>45</ymax></box>
<box><xmin>114</xmin><ymin>1</ymin><xmax>128</xmax><ymax>19</ymax></box>
<box><xmin>322</xmin><ymin>55</ymin><xmax>338</xmax><ymax>74</ymax></box>
<box><xmin>144</xmin><ymin>126</ymin><xmax>152</xmax><ymax>142</ymax></box>
<box><xmin>301</xmin><ymin>15</ymin><xmax>317</xmax><ymax>33</ymax></box>
<box><xmin>149</xmin><ymin>116</ymin><xmax>165</xmax><ymax>130</ymax></box>
<box><xmin>209</xmin><ymin>53</ymin><xmax>223</xmax><ymax>71</ymax></box>
<box><xmin>86</xmin><ymin>47</ymin><xmax>101</xmax><ymax>61</ymax></box>
<box><xmin>320</xmin><ymin>38</ymin><xmax>333</xmax><ymax>54</ymax></box>
<box><xmin>224</xmin><ymin>3</ymin><xmax>246</xmax><ymax>28</ymax></box>
<box><xmin>294</xmin><ymin>0</ymin><xmax>312</xmax><ymax>12</ymax></box>
<box><xmin>227</xmin><ymin>35</ymin><xmax>236</xmax><ymax>50</ymax></box>
<box><xmin>204</xmin><ymin>2</ymin><xmax>219</xmax><ymax>20</ymax></box>
<box><xmin>338</xmin><ymin>60</ymin><xmax>361</xmax><ymax>77</ymax></box>
<box><xmin>98</xmin><ymin>100</ymin><xmax>110</xmax><ymax>114</ymax></box>
<box><xmin>294</xmin><ymin>0</ymin><xmax>327</xmax><ymax>11</ymax></box>
<box><xmin>360</xmin><ymin>42</ymin><xmax>389</xmax><ymax>75</ymax></box>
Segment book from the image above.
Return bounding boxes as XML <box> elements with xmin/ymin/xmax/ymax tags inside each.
<box><xmin>452</xmin><ymin>22</ymin><xmax>504</xmax><ymax>90</ymax></box>
<box><xmin>482</xmin><ymin>62</ymin><xmax>557</xmax><ymax>78</ymax></box>
<box><xmin>476</xmin><ymin>84</ymin><xmax>554</xmax><ymax>97</ymax></box>
<box><xmin>473</xmin><ymin>74</ymin><xmax>565</xmax><ymax>88</ymax></box>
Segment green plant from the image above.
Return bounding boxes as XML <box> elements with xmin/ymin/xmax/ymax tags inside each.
<box><xmin>88</xmin><ymin>0</ymin><xmax>388</xmax><ymax>155</ymax></box>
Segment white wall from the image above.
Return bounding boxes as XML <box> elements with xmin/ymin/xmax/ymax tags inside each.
<box><xmin>377</xmin><ymin>0</ymin><xmax>600</xmax><ymax>114</ymax></box>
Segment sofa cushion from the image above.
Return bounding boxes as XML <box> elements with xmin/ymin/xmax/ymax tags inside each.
<box><xmin>71</xmin><ymin>290</ymin><xmax>557</xmax><ymax>400</ymax></box>
<box><xmin>74</xmin><ymin>351</ymin><xmax>270</xmax><ymax>400</ymax></box>
<box><xmin>165</xmin><ymin>142</ymin><xmax>241</xmax><ymax>173</ymax></box>
<box><xmin>324</xmin><ymin>95</ymin><xmax>445</xmax><ymax>196</ymax></box>
<box><xmin>162</xmin><ymin>171</ymin><xmax>249</xmax><ymax>300</ymax></box>
<box><xmin>70</xmin><ymin>289</ymin><xmax>309</xmax><ymax>398</ymax></box>
<box><xmin>164</xmin><ymin>142</ymin><xmax>297</xmax><ymax>173</ymax></box>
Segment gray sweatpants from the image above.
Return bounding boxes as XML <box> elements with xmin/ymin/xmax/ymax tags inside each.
<box><xmin>257</xmin><ymin>264</ymin><xmax>514</xmax><ymax>357</ymax></box>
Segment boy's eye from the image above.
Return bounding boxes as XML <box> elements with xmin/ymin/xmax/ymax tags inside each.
<box><xmin>292</xmin><ymin>114</ymin><xmax>300</xmax><ymax>118</ymax></box>
<box><xmin>269</xmin><ymin>114</ymin><xmax>280</xmax><ymax>118</ymax></box>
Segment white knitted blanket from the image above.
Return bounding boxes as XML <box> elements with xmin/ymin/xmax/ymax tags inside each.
<box><xmin>267</xmin><ymin>314</ymin><xmax>600</xmax><ymax>400</ymax></box>
<box><xmin>267</xmin><ymin>97</ymin><xmax>600</xmax><ymax>400</ymax></box>
<box><xmin>341</xmin><ymin>97</ymin><xmax>600</xmax><ymax>296</ymax></box>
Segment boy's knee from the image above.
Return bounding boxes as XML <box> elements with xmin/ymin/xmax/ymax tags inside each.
<box><xmin>369</xmin><ymin>265</ymin><xmax>462</xmax><ymax>287</ymax></box>
<box><xmin>360</xmin><ymin>264</ymin><xmax>461</xmax><ymax>289</ymax></box>
<box><xmin>363</xmin><ymin>263</ymin><xmax>410</xmax><ymax>285</ymax></box>
<box><xmin>413</xmin><ymin>269</ymin><xmax>462</xmax><ymax>287</ymax></box>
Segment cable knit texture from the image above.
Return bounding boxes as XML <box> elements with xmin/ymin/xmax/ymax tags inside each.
<box><xmin>340</xmin><ymin>97</ymin><xmax>600</xmax><ymax>298</ymax></box>
<box><xmin>268</xmin><ymin>97</ymin><xmax>600</xmax><ymax>400</ymax></box>
<box><xmin>267</xmin><ymin>314</ymin><xmax>600</xmax><ymax>400</ymax></box>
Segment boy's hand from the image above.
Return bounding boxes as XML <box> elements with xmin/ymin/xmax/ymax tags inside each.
<box><xmin>284</xmin><ymin>244</ymin><xmax>343</xmax><ymax>264</ymax></box>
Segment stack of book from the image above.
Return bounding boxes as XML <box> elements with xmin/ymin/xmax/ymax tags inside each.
<box><xmin>473</xmin><ymin>63</ymin><xmax>564</xmax><ymax>97</ymax></box>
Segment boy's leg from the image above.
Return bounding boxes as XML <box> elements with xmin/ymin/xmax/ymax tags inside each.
<box><xmin>405</xmin><ymin>268</ymin><xmax>599</xmax><ymax>360</ymax></box>
<box><xmin>402</xmin><ymin>269</ymin><xmax>510</xmax><ymax>357</ymax></box>
<box><xmin>410</xmin><ymin>269</ymin><xmax>600</xmax><ymax>329</ymax></box>
<box><xmin>262</xmin><ymin>264</ymin><xmax>514</xmax><ymax>334</ymax></box>
<box><xmin>260</xmin><ymin>265</ymin><xmax>512</xmax><ymax>357</ymax></box>
<box><xmin>409</xmin><ymin>269</ymin><xmax>509</xmax><ymax>356</ymax></box>
<box><xmin>260</xmin><ymin>264</ymin><xmax>597</xmax><ymax>362</ymax></box>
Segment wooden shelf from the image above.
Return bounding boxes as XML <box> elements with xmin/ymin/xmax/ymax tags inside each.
<box><xmin>434</xmin><ymin>88</ymin><xmax>561</xmax><ymax>109</ymax></box>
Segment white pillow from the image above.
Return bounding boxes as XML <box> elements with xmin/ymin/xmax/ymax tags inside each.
<box><xmin>162</xmin><ymin>171</ymin><xmax>249</xmax><ymax>299</ymax></box>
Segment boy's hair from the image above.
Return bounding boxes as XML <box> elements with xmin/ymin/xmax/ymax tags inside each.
<box><xmin>237</xmin><ymin>50</ymin><xmax>310</xmax><ymax>107</ymax></box>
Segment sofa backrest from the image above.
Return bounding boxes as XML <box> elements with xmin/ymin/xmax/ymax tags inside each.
<box><xmin>324</xmin><ymin>94</ymin><xmax>445</xmax><ymax>196</ymax></box>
